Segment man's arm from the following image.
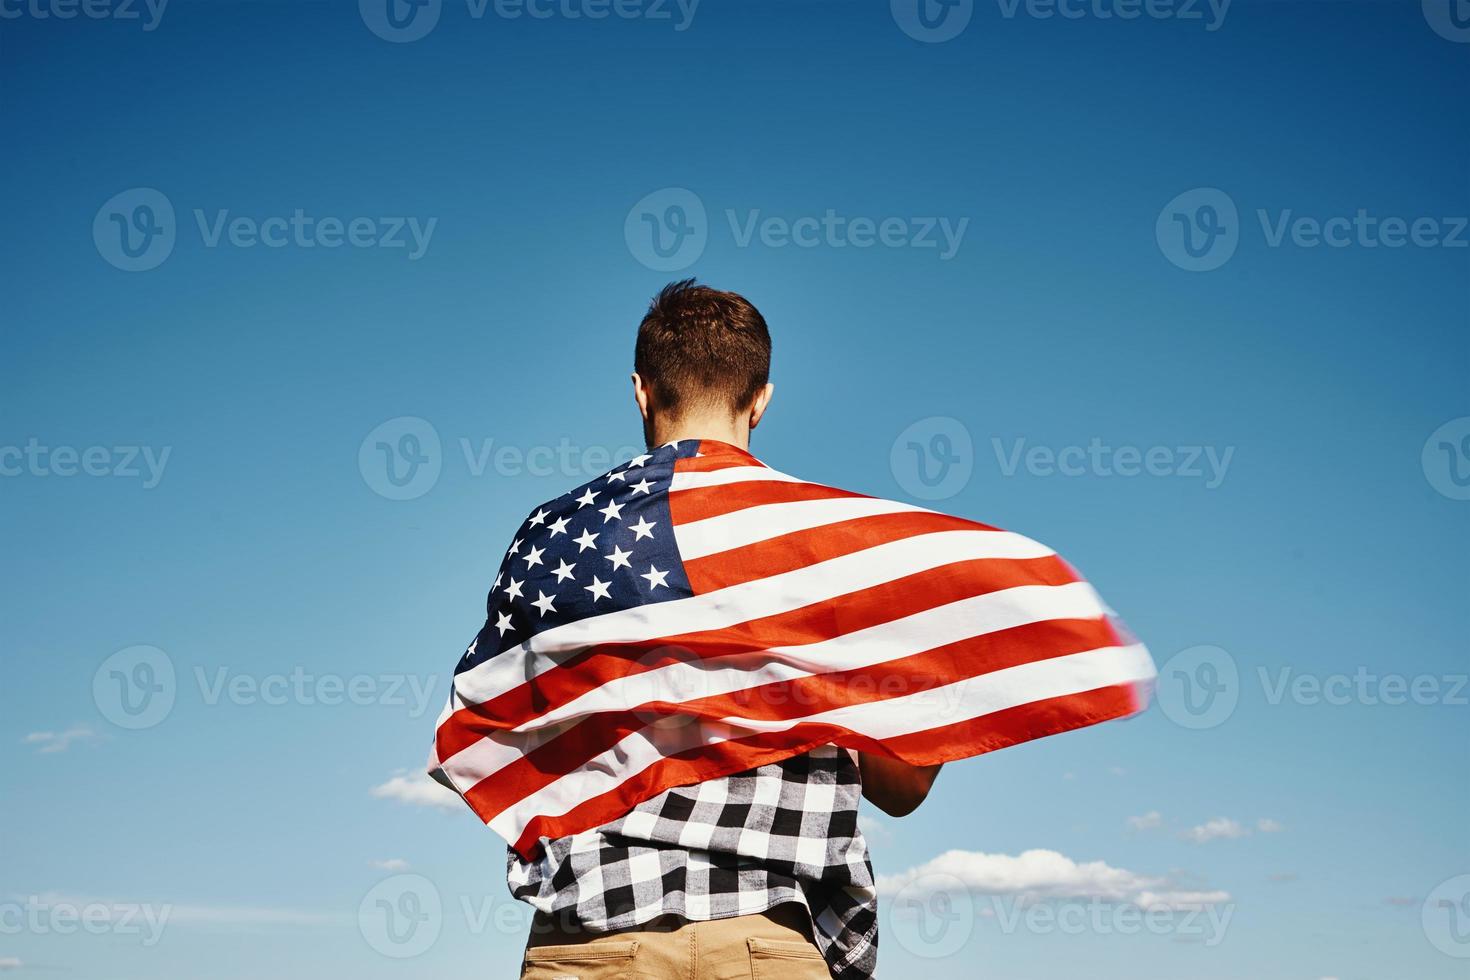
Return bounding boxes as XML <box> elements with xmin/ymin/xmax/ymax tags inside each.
<box><xmin>858</xmin><ymin>752</ymin><xmax>943</xmax><ymax>817</ymax></box>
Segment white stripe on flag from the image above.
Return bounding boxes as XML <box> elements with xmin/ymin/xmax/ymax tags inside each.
<box><xmin>451</xmin><ymin>528</ymin><xmax>1056</xmax><ymax>704</ymax></box>
<box><xmin>514</xmin><ymin>581</ymin><xmax>1109</xmax><ymax>732</ymax></box>
<box><xmin>675</xmin><ymin>495</ymin><xmax>933</xmax><ymax>561</ymax></box>
<box><xmin>668</xmin><ymin>466</ymin><xmax>801</xmax><ymax>491</ymax></box>
<box><xmin>486</xmin><ymin>643</ymin><xmax>1154</xmax><ymax>841</ymax></box>
<box><xmin>439</xmin><ymin>579</ymin><xmax>1108</xmax><ymax>787</ymax></box>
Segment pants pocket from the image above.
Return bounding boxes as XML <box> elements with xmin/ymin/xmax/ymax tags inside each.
<box><xmin>747</xmin><ymin>936</ymin><xmax>830</xmax><ymax>979</ymax></box>
<box><xmin>520</xmin><ymin>939</ymin><xmax>639</xmax><ymax>980</ymax></box>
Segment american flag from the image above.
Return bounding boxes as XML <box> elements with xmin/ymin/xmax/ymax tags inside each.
<box><xmin>431</xmin><ymin>439</ymin><xmax>1155</xmax><ymax>860</ymax></box>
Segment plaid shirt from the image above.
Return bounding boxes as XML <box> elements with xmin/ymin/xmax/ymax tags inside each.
<box><xmin>506</xmin><ymin>744</ymin><xmax>879</xmax><ymax>979</ymax></box>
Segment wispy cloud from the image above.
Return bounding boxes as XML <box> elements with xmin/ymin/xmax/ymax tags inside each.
<box><xmin>23</xmin><ymin>726</ymin><xmax>102</xmax><ymax>754</ymax></box>
<box><xmin>370</xmin><ymin>771</ymin><xmax>462</xmax><ymax>811</ymax></box>
<box><xmin>1182</xmin><ymin>817</ymin><xmax>1250</xmax><ymax>843</ymax></box>
<box><xmin>1126</xmin><ymin>810</ymin><xmax>1163</xmax><ymax>831</ymax></box>
<box><xmin>371</xmin><ymin>858</ymin><xmax>410</xmax><ymax>872</ymax></box>
<box><xmin>875</xmin><ymin>848</ymin><xmax>1230</xmax><ymax>910</ymax></box>
<box><xmin>1178</xmin><ymin>816</ymin><xmax>1285</xmax><ymax>843</ymax></box>
<box><xmin>0</xmin><ymin>958</ymin><xmax>21</xmax><ymax>971</ymax></box>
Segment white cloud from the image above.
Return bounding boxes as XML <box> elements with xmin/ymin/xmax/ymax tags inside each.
<box><xmin>0</xmin><ymin>958</ymin><xmax>21</xmax><ymax>970</ymax></box>
<box><xmin>370</xmin><ymin>771</ymin><xmax>462</xmax><ymax>811</ymax></box>
<box><xmin>372</xmin><ymin>859</ymin><xmax>410</xmax><ymax>872</ymax></box>
<box><xmin>23</xmin><ymin>726</ymin><xmax>101</xmax><ymax>754</ymax></box>
<box><xmin>1180</xmin><ymin>816</ymin><xmax>1284</xmax><ymax>843</ymax></box>
<box><xmin>1135</xmin><ymin>890</ymin><xmax>1232</xmax><ymax>910</ymax></box>
<box><xmin>1181</xmin><ymin>818</ymin><xmax>1251</xmax><ymax>843</ymax></box>
<box><xmin>875</xmin><ymin>848</ymin><xmax>1229</xmax><ymax>909</ymax></box>
<box><xmin>1126</xmin><ymin>810</ymin><xmax>1163</xmax><ymax>831</ymax></box>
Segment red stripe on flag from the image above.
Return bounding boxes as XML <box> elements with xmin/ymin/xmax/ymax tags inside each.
<box><xmin>669</xmin><ymin>479</ymin><xmax>864</xmax><ymax>524</ymax></box>
<box><xmin>456</xmin><ymin>616</ymin><xmax>1121</xmax><ymax>824</ymax></box>
<box><xmin>507</xmin><ymin>681</ymin><xmax>1145</xmax><ymax>859</ymax></box>
<box><xmin>675</xmin><ymin>446</ymin><xmax>766</xmax><ymax>473</ymax></box>
<box><xmin>433</xmin><ymin>551</ymin><xmax>1080</xmax><ymax>762</ymax></box>
<box><xmin>678</xmin><ymin>509</ymin><xmax>1002</xmax><ymax>593</ymax></box>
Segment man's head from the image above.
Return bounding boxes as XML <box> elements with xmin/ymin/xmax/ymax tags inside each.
<box><xmin>632</xmin><ymin>280</ymin><xmax>775</xmax><ymax>447</ymax></box>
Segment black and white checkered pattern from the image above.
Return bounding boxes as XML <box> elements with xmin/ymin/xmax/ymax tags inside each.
<box><xmin>507</xmin><ymin>745</ymin><xmax>879</xmax><ymax>979</ymax></box>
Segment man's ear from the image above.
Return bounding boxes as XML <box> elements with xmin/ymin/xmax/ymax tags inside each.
<box><xmin>748</xmin><ymin>382</ymin><xmax>775</xmax><ymax>431</ymax></box>
<box><xmin>631</xmin><ymin>372</ymin><xmax>652</xmax><ymax>421</ymax></box>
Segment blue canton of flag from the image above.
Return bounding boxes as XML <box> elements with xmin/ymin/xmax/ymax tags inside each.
<box><xmin>458</xmin><ymin>441</ymin><xmax>700</xmax><ymax>676</ymax></box>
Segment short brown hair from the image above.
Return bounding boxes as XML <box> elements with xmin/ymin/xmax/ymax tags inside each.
<box><xmin>634</xmin><ymin>280</ymin><xmax>771</xmax><ymax>418</ymax></box>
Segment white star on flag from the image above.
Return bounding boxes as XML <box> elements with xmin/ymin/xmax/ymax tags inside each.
<box><xmin>641</xmin><ymin>565</ymin><xmax>670</xmax><ymax>590</ymax></box>
<box><xmin>584</xmin><ymin>576</ymin><xmax>611</xmax><ymax>602</ymax></box>
<box><xmin>605</xmin><ymin>545</ymin><xmax>632</xmax><ymax>571</ymax></box>
<box><xmin>630</xmin><ymin>516</ymin><xmax>657</xmax><ymax>541</ymax></box>
<box><xmin>531</xmin><ymin>591</ymin><xmax>557</xmax><ymax>616</ymax></box>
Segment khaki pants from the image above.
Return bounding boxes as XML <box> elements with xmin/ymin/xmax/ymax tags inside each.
<box><xmin>520</xmin><ymin>903</ymin><xmax>831</xmax><ymax>980</ymax></box>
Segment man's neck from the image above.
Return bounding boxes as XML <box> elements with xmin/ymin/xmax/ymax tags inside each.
<box><xmin>649</xmin><ymin>414</ymin><xmax>749</xmax><ymax>451</ymax></box>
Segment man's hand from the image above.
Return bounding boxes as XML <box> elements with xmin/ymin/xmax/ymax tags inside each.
<box><xmin>858</xmin><ymin>752</ymin><xmax>942</xmax><ymax>817</ymax></box>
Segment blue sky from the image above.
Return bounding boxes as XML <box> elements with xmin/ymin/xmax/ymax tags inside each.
<box><xmin>2</xmin><ymin>1</ymin><xmax>1467</xmax><ymax>978</ymax></box>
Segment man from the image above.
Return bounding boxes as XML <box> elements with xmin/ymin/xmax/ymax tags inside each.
<box><xmin>430</xmin><ymin>281</ymin><xmax>1154</xmax><ymax>979</ymax></box>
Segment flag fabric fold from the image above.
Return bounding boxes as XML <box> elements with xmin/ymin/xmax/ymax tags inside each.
<box><xmin>431</xmin><ymin>438</ymin><xmax>1155</xmax><ymax>859</ymax></box>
